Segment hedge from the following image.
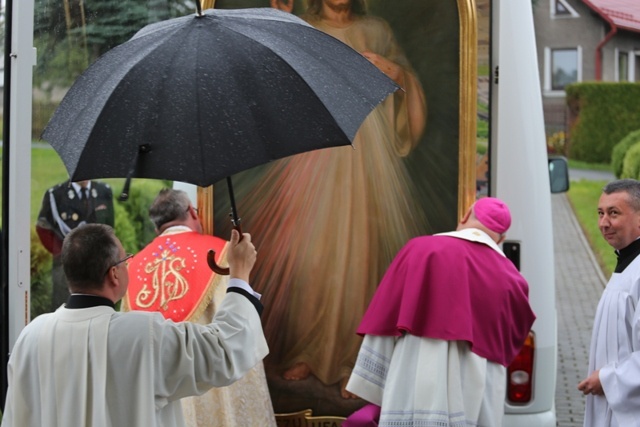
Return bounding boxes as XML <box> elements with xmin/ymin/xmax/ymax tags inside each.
<box><xmin>30</xmin><ymin>230</ymin><xmax>53</xmax><ymax>318</ymax></box>
<box><xmin>612</xmin><ymin>129</ymin><xmax>640</xmax><ymax>178</ymax></box>
<box><xmin>113</xmin><ymin>180</ymin><xmax>170</xmax><ymax>253</ymax></box>
<box><xmin>566</xmin><ymin>82</ymin><xmax>640</xmax><ymax>164</ymax></box>
<box><xmin>621</xmin><ymin>141</ymin><xmax>640</xmax><ymax>180</ymax></box>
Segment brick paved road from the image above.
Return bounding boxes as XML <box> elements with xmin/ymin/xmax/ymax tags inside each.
<box><xmin>553</xmin><ymin>193</ymin><xmax>607</xmax><ymax>426</ymax></box>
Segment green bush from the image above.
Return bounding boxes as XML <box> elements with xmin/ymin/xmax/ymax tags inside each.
<box><xmin>114</xmin><ymin>180</ymin><xmax>169</xmax><ymax>252</ymax></box>
<box><xmin>30</xmin><ymin>230</ymin><xmax>52</xmax><ymax>319</ymax></box>
<box><xmin>566</xmin><ymin>82</ymin><xmax>640</xmax><ymax>163</ymax></box>
<box><xmin>611</xmin><ymin>129</ymin><xmax>640</xmax><ymax>178</ymax></box>
<box><xmin>477</xmin><ymin>118</ymin><xmax>488</xmax><ymax>139</ymax></box>
<box><xmin>621</xmin><ymin>141</ymin><xmax>640</xmax><ymax>180</ymax></box>
<box><xmin>113</xmin><ymin>202</ymin><xmax>139</xmax><ymax>254</ymax></box>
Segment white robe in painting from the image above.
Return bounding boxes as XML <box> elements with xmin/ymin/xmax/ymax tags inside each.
<box><xmin>347</xmin><ymin>335</ymin><xmax>506</xmax><ymax>427</ymax></box>
<box><xmin>1</xmin><ymin>292</ymin><xmax>268</xmax><ymax>427</ymax></box>
<box><xmin>584</xmin><ymin>254</ymin><xmax>640</xmax><ymax>427</ymax></box>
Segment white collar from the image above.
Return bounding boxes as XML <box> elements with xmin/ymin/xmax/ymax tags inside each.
<box><xmin>435</xmin><ymin>228</ymin><xmax>505</xmax><ymax>256</ymax></box>
<box><xmin>71</xmin><ymin>181</ymin><xmax>91</xmax><ymax>196</ymax></box>
<box><xmin>159</xmin><ymin>225</ymin><xmax>194</xmax><ymax>236</ymax></box>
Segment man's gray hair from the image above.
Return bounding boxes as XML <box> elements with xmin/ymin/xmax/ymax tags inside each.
<box><xmin>149</xmin><ymin>188</ymin><xmax>191</xmax><ymax>229</ymax></box>
<box><xmin>603</xmin><ymin>179</ymin><xmax>640</xmax><ymax>211</ymax></box>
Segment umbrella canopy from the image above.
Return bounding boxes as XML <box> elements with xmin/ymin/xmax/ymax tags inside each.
<box><xmin>42</xmin><ymin>7</ymin><xmax>399</xmax><ymax>187</ymax></box>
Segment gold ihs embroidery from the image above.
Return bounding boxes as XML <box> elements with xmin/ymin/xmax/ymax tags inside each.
<box><xmin>136</xmin><ymin>249</ymin><xmax>189</xmax><ymax>310</ymax></box>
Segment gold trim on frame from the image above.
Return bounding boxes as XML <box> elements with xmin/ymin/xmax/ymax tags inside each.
<box><xmin>457</xmin><ymin>0</ymin><xmax>478</xmax><ymax>220</ymax></box>
<box><xmin>275</xmin><ymin>409</ymin><xmax>345</xmax><ymax>427</ymax></box>
<box><xmin>201</xmin><ymin>0</ymin><xmax>216</xmax><ymax>9</ymax></box>
<box><xmin>197</xmin><ymin>185</ymin><xmax>215</xmax><ymax>236</ymax></box>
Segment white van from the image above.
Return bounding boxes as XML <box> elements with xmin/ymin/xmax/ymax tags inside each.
<box><xmin>491</xmin><ymin>0</ymin><xmax>568</xmax><ymax>424</ymax></box>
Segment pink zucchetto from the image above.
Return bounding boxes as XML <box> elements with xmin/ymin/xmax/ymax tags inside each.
<box><xmin>473</xmin><ymin>197</ymin><xmax>511</xmax><ymax>234</ymax></box>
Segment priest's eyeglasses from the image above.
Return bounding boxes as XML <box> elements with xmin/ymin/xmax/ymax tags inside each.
<box><xmin>105</xmin><ymin>253</ymin><xmax>133</xmax><ymax>276</ymax></box>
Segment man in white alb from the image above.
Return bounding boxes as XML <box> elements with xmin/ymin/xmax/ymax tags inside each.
<box><xmin>1</xmin><ymin>223</ymin><xmax>266</xmax><ymax>427</ymax></box>
<box><xmin>579</xmin><ymin>179</ymin><xmax>640</xmax><ymax>426</ymax></box>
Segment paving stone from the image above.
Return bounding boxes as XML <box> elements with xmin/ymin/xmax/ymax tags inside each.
<box><xmin>553</xmin><ymin>193</ymin><xmax>606</xmax><ymax>426</ymax></box>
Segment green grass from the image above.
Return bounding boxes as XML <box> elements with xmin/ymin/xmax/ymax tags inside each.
<box><xmin>566</xmin><ymin>179</ymin><xmax>616</xmax><ymax>276</ymax></box>
<box><xmin>568</xmin><ymin>159</ymin><xmax>613</xmax><ymax>172</ymax></box>
<box><xmin>0</xmin><ymin>146</ymin><xmax>69</xmax><ymax>225</ymax></box>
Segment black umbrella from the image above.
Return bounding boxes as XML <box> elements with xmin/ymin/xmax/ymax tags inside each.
<box><xmin>41</xmin><ymin>6</ymin><xmax>398</xmax><ymax>272</ymax></box>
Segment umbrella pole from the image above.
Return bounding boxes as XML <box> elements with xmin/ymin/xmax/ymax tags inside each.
<box><xmin>227</xmin><ymin>176</ymin><xmax>241</xmax><ymax>231</ymax></box>
<box><xmin>206</xmin><ymin>176</ymin><xmax>242</xmax><ymax>276</ymax></box>
<box><xmin>118</xmin><ymin>176</ymin><xmax>132</xmax><ymax>201</ymax></box>
<box><xmin>118</xmin><ymin>143</ymin><xmax>150</xmax><ymax>201</ymax></box>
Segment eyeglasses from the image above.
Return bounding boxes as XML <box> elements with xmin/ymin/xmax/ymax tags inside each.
<box><xmin>105</xmin><ymin>253</ymin><xmax>133</xmax><ymax>276</ymax></box>
<box><xmin>187</xmin><ymin>205</ymin><xmax>199</xmax><ymax>214</ymax></box>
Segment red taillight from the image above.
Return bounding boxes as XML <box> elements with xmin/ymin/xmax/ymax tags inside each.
<box><xmin>507</xmin><ymin>332</ymin><xmax>535</xmax><ymax>404</ymax></box>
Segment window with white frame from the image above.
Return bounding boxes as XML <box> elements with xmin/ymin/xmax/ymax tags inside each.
<box><xmin>616</xmin><ymin>49</ymin><xmax>630</xmax><ymax>82</ymax></box>
<box><xmin>551</xmin><ymin>0</ymin><xmax>579</xmax><ymax>18</ymax></box>
<box><xmin>544</xmin><ymin>47</ymin><xmax>581</xmax><ymax>93</ymax></box>
<box><xmin>614</xmin><ymin>48</ymin><xmax>639</xmax><ymax>82</ymax></box>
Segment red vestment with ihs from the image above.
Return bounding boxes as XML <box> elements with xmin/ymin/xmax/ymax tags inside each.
<box><xmin>123</xmin><ymin>227</ymin><xmax>227</xmax><ymax>322</ymax></box>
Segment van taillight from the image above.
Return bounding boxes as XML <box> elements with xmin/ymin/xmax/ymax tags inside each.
<box><xmin>507</xmin><ymin>332</ymin><xmax>534</xmax><ymax>404</ymax></box>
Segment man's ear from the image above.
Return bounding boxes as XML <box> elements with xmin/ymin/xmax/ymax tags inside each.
<box><xmin>105</xmin><ymin>266</ymin><xmax>119</xmax><ymax>287</ymax></box>
<box><xmin>460</xmin><ymin>208</ymin><xmax>472</xmax><ymax>224</ymax></box>
<box><xmin>188</xmin><ymin>206</ymin><xmax>199</xmax><ymax>220</ymax></box>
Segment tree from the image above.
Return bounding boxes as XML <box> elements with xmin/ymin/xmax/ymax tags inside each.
<box><xmin>34</xmin><ymin>0</ymin><xmax>192</xmax><ymax>88</ymax></box>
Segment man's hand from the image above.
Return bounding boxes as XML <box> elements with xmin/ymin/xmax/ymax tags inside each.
<box><xmin>227</xmin><ymin>229</ymin><xmax>257</xmax><ymax>283</ymax></box>
<box><xmin>577</xmin><ymin>370</ymin><xmax>604</xmax><ymax>396</ymax></box>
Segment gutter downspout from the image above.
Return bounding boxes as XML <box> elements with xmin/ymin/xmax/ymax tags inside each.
<box><xmin>582</xmin><ymin>0</ymin><xmax>617</xmax><ymax>81</ymax></box>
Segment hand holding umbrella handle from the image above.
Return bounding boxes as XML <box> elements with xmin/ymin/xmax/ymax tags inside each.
<box><xmin>207</xmin><ymin>223</ymin><xmax>243</xmax><ymax>275</ymax></box>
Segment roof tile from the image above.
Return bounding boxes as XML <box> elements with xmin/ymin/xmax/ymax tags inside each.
<box><xmin>583</xmin><ymin>0</ymin><xmax>640</xmax><ymax>32</ymax></box>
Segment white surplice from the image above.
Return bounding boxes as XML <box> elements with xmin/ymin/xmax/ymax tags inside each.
<box><xmin>584</xmin><ymin>254</ymin><xmax>640</xmax><ymax>427</ymax></box>
<box><xmin>1</xmin><ymin>292</ymin><xmax>268</xmax><ymax>427</ymax></box>
<box><xmin>347</xmin><ymin>335</ymin><xmax>506</xmax><ymax>427</ymax></box>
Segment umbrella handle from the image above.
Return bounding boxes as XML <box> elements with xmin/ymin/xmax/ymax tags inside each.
<box><xmin>207</xmin><ymin>223</ymin><xmax>243</xmax><ymax>275</ymax></box>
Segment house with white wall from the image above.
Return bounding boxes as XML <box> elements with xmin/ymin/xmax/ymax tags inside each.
<box><xmin>533</xmin><ymin>0</ymin><xmax>640</xmax><ymax>134</ymax></box>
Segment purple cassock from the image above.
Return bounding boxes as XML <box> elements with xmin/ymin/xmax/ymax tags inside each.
<box><xmin>357</xmin><ymin>234</ymin><xmax>536</xmax><ymax>367</ymax></box>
